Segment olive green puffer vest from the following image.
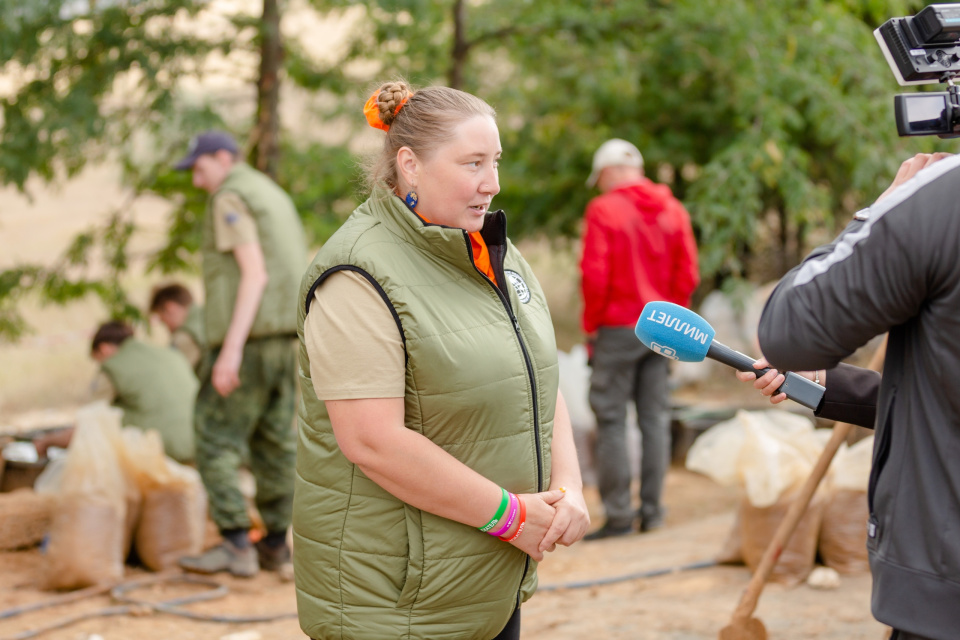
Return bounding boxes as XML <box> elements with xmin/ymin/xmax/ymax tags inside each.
<box><xmin>100</xmin><ymin>339</ymin><xmax>199</xmax><ymax>464</ymax></box>
<box><xmin>293</xmin><ymin>192</ymin><xmax>559</xmax><ymax>640</ymax></box>
<box><xmin>202</xmin><ymin>163</ymin><xmax>307</xmax><ymax>346</ymax></box>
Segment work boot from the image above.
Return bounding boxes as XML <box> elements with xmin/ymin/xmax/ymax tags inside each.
<box><xmin>256</xmin><ymin>539</ymin><xmax>294</xmax><ymax>582</ymax></box>
<box><xmin>638</xmin><ymin>506</ymin><xmax>666</xmax><ymax>533</ymax></box>
<box><xmin>179</xmin><ymin>539</ymin><xmax>259</xmax><ymax>578</ymax></box>
<box><xmin>639</xmin><ymin>513</ymin><xmax>665</xmax><ymax>533</ymax></box>
<box><xmin>255</xmin><ymin>539</ymin><xmax>291</xmax><ymax>571</ymax></box>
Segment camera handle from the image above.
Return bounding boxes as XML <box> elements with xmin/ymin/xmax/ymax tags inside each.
<box><xmin>945</xmin><ymin>76</ymin><xmax>960</xmax><ymax>109</ymax></box>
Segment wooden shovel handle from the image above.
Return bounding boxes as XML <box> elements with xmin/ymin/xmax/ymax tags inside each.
<box><xmin>730</xmin><ymin>421</ymin><xmax>850</xmax><ymax>623</ymax></box>
<box><xmin>730</xmin><ymin>336</ymin><xmax>887</xmax><ymax>625</ymax></box>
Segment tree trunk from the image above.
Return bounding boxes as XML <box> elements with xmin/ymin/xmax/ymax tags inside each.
<box><xmin>254</xmin><ymin>0</ymin><xmax>283</xmax><ymax>179</ymax></box>
<box><xmin>449</xmin><ymin>0</ymin><xmax>468</xmax><ymax>90</ymax></box>
<box><xmin>792</xmin><ymin>219</ymin><xmax>807</xmax><ymax>271</ymax></box>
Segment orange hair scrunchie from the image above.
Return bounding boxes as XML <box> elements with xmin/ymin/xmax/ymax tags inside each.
<box><xmin>363</xmin><ymin>89</ymin><xmax>413</xmax><ymax>131</ymax></box>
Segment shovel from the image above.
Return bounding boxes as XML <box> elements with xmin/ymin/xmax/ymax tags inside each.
<box><xmin>718</xmin><ymin>337</ymin><xmax>887</xmax><ymax>640</ymax></box>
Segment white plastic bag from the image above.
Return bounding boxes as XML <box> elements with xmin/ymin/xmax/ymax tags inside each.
<box><xmin>557</xmin><ymin>345</ymin><xmax>595</xmax><ymax>432</ymax></box>
<box><xmin>686</xmin><ymin>409</ymin><xmax>823</xmax><ymax>507</ymax></box>
<box><xmin>829</xmin><ymin>435</ymin><xmax>874</xmax><ymax>492</ymax></box>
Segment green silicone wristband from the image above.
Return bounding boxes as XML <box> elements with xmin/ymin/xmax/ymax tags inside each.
<box><xmin>478</xmin><ymin>488</ymin><xmax>510</xmax><ymax>532</ymax></box>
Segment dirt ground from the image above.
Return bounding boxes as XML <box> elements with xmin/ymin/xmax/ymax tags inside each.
<box><xmin>0</xmin><ymin>468</ymin><xmax>886</xmax><ymax>640</ymax></box>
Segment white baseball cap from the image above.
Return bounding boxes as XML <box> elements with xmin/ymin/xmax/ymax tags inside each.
<box><xmin>586</xmin><ymin>138</ymin><xmax>644</xmax><ymax>188</ymax></box>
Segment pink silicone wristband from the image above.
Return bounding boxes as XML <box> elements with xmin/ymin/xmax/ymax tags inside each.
<box><xmin>489</xmin><ymin>493</ymin><xmax>518</xmax><ymax>537</ymax></box>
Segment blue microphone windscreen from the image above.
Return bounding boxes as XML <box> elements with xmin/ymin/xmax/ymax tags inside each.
<box><xmin>634</xmin><ymin>301</ymin><xmax>715</xmax><ymax>362</ymax></box>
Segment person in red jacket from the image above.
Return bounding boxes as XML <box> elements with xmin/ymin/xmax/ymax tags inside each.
<box><xmin>580</xmin><ymin>138</ymin><xmax>699</xmax><ymax>539</ymax></box>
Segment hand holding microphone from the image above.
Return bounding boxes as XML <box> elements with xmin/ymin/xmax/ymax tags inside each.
<box><xmin>634</xmin><ymin>301</ymin><xmax>825</xmax><ymax>411</ymax></box>
<box><xmin>736</xmin><ymin>357</ymin><xmax>822</xmax><ymax>405</ymax></box>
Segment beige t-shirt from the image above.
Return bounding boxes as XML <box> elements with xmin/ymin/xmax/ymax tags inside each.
<box><xmin>212</xmin><ymin>192</ymin><xmax>259</xmax><ymax>252</ymax></box>
<box><xmin>304</xmin><ymin>270</ymin><xmax>405</xmax><ymax>400</ymax></box>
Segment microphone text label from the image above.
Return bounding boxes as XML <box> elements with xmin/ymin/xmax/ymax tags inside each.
<box><xmin>646</xmin><ymin>309</ymin><xmax>709</xmax><ymax>345</ymax></box>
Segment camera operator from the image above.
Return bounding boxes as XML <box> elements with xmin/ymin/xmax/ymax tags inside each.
<box><xmin>757</xmin><ymin>151</ymin><xmax>958</xmax><ymax>640</ymax></box>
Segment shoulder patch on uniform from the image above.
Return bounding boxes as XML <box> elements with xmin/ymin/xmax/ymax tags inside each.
<box><xmin>224</xmin><ymin>212</ymin><xmax>239</xmax><ymax>225</ymax></box>
<box><xmin>505</xmin><ymin>270</ymin><xmax>531</xmax><ymax>304</ymax></box>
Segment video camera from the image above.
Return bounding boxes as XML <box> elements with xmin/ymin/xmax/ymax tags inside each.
<box><xmin>876</xmin><ymin>4</ymin><xmax>960</xmax><ymax>137</ymax></box>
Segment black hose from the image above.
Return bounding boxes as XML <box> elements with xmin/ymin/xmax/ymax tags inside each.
<box><xmin>1</xmin><ymin>605</ymin><xmax>133</xmax><ymax>640</ymax></box>
<box><xmin>0</xmin><ymin>582</ymin><xmax>115</xmax><ymax>621</ymax></box>
<box><xmin>110</xmin><ymin>574</ymin><xmax>298</xmax><ymax>624</ymax></box>
<box><xmin>0</xmin><ymin>573</ymin><xmax>296</xmax><ymax>640</ymax></box>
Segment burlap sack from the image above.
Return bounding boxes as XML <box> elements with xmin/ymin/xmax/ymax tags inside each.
<box><xmin>121</xmin><ymin>429</ymin><xmax>205</xmax><ymax>571</ymax></box>
<box><xmin>134</xmin><ymin>463</ymin><xmax>206</xmax><ymax>571</ymax></box>
<box><xmin>819</xmin><ymin>489</ymin><xmax>870</xmax><ymax>574</ymax></box>
<box><xmin>39</xmin><ymin>403</ymin><xmax>127</xmax><ymax>590</ymax></box>
<box><xmin>740</xmin><ymin>490</ymin><xmax>825</xmax><ymax>587</ymax></box>
<box><xmin>0</xmin><ymin>489</ymin><xmax>55</xmax><ymax>551</ymax></box>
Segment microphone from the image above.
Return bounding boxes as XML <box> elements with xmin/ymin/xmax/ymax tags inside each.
<box><xmin>634</xmin><ymin>301</ymin><xmax>825</xmax><ymax>411</ymax></box>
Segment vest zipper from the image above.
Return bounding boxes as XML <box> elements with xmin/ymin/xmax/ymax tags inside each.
<box><xmin>462</xmin><ymin>231</ymin><xmax>544</xmax><ymax>491</ymax></box>
<box><xmin>462</xmin><ymin>232</ymin><xmax>541</xmax><ymax>612</ymax></box>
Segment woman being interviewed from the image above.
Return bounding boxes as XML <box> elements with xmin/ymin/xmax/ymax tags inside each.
<box><xmin>293</xmin><ymin>80</ymin><xmax>590</xmax><ymax>640</ymax></box>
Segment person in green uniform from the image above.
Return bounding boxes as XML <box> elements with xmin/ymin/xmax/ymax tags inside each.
<box><xmin>35</xmin><ymin>321</ymin><xmax>198</xmax><ymax>464</ymax></box>
<box><xmin>173</xmin><ymin>130</ymin><xmax>306</xmax><ymax>579</ymax></box>
<box><xmin>149</xmin><ymin>283</ymin><xmax>206</xmax><ymax>373</ymax></box>
<box><xmin>293</xmin><ymin>81</ymin><xmax>590</xmax><ymax>640</ymax></box>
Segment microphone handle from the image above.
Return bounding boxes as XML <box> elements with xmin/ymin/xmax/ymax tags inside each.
<box><xmin>706</xmin><ymin>341</ymin><xmax>825</xmax><ymax>411</ymax></box>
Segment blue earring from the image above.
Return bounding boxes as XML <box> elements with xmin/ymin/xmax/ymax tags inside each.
<box><xmin>405</xmin><ymin>191</ymin><xmax>419</xmax><ymax>208</ymax></box>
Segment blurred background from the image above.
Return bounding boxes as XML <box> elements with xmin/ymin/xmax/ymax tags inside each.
<box><xmin>0</xmin><ymin>0</ymin><xmax>947</xmax><ymax>421</ymax></box>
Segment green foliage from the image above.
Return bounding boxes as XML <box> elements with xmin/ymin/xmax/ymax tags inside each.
<box><xmin>301</xmin><ymin>0</ymin><xmax>948</xmax><ymax>278</ymax></box>
<box><xmin>0</xmin><ymin>0</ymin><xmax>232</xmax><ymax>339</ymax></box>
<box><xmin>277</xmin><ymin>140</ymin><xmax>362</xmax><ymax>243</ymax></box>
<box><xmin>0</xmin><ymin>0</ymin><xmax>221</xmax><ymax>189</ymax></box>
<box><xmin>489</xmin><ymin>0</ymin><xmax>952</xmax><ymax>280</ymax></box>
<box><xmin>0</xmin><ymin>208</ymin><xmax>142</xmax><ymax>339</ymax></box>
<box><xmin>144</xmin><ymin>168</ymin><xmax>207</xmax><ymax>275</ymax></box>
<box><xmin>2</xmin><ymin>0</ymin><xmax>956</xmax><ymax>342</ymax></box>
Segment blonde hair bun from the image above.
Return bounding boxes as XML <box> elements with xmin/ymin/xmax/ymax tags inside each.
<box><xmin>362</xmin><ymin>82</ymin><xmax>495</xmax><ymax>193</ymax></box>
<box><xmin>377</xmin><ymin>81</ymin><xmax>412</xmax><ymax>127</ymax></box>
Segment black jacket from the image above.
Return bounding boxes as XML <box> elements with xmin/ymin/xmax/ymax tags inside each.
<box><xmin>758</xmin><ymin>155</ymin><xmax>960</xmax><ymax>640</ymax></box>
<box><xmin>816</xmin><ymin>363</ymin><xmax>880</xmax><ymax>428</ymax></box>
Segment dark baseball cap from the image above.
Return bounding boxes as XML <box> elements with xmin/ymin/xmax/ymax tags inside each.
<box><xmin>174</xmin><ymin>130</ymin><xmax>239</xmax><ymax>170</ymax></box>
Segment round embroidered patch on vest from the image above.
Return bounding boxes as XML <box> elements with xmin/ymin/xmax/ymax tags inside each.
<box><xmin>505</xmin><ymin>270</ymin><xmax>531</xmax><ymax>304</ymax></box>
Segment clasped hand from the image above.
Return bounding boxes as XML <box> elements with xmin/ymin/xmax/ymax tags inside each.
<box><xmin>507</xmin><ymin>489</ymin><xmax>590</xmax><ymax>561</ymax></box>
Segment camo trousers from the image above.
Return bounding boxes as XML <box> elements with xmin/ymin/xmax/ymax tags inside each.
<box><xmin>194</xmin><ymin>336</ymin><xmax>297</xmax><ymax>533</ymax></box>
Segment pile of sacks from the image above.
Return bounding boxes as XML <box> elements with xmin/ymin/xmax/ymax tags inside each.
<box><xmin>35</xmin><ymin>402</ymin><xmax>206</xmax><ymax>590</ymax></box>
<box><xmin>686</xmin><ymin>409</ymin><xmax>873</xmax><ymax>586</ymax></box>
